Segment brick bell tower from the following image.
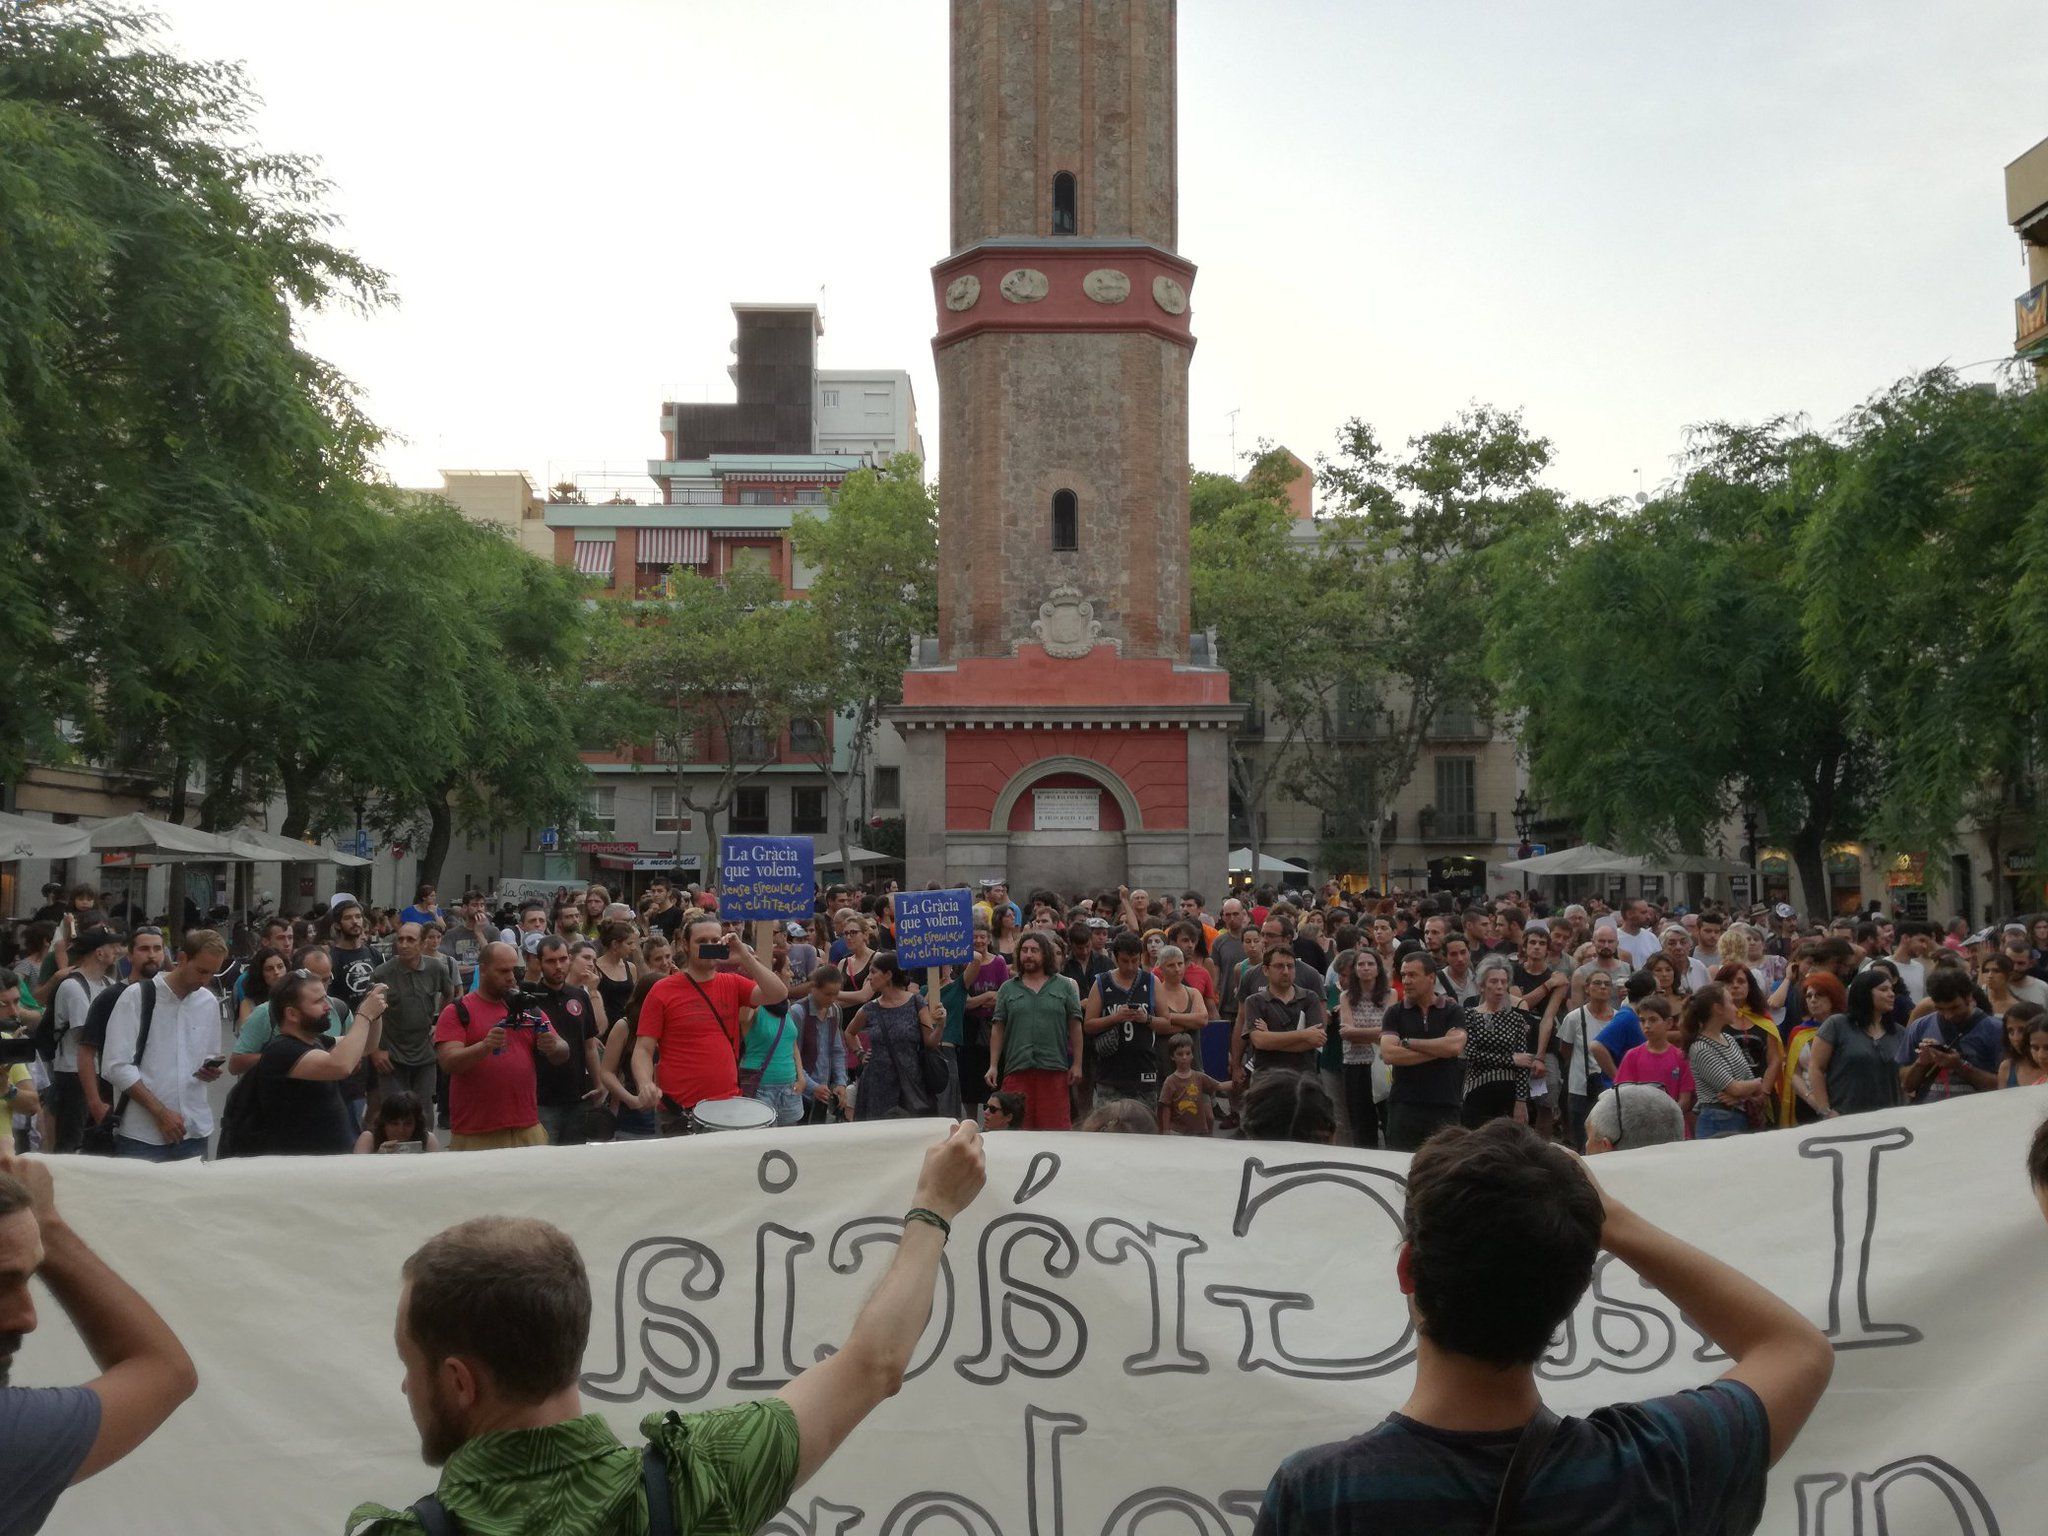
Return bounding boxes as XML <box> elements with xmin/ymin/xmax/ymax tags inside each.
<box><xmin>892</xmin><ymin>0</ymin><xmax>1236</xmax><ymax>898</ymax></box>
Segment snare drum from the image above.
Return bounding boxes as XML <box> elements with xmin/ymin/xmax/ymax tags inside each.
<box><xmin>687</xmin><ymin>1096</ymin><xmax>777</xmax><ymax>1134</ymax></box>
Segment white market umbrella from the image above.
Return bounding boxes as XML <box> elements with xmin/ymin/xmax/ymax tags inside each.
<box><xmin>1498</xmin><ymin>843</ymin><xmax>1652</xmax><ymax>876</ymax></box>
<box><xmin>0</xmin><ymin>811</ymin><xmax>90</xmax><ymax>861</ymax></box>
<box><xmin>87</xmin><ymin>813</ymin><xmax>259</xmax><ymax>861</ymax></box>
<box><xmin>1229</xmin><ymin>847</ymin><xmax>1311</xmax><ymax>875</ymax></box>
<box><xmin>233</xmin><ymin>825</ymin><xmax>371</xmax><ymax>867</ymax></box>
<box><xmin>816</xmin><ymin>844</ymin><xmax>892</xmax><ymax>869</ymax></box>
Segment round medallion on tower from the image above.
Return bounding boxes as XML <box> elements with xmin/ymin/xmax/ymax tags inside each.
<box><xmin>1083</xmin><ymin>269</ymin><xmax>1131</xmax><ymax>304</ymax></box>
<box><xmin>1151</xmin><ymin>275</ymin><xmax>1188</xmax><ymax>315</ymax></box>
<box><xmin>944</xmin><ymin>274</ymin><xmax>981</xmax><ymax>311</ymax></box>
<box><xmin>1000</xmin><ymin>268</ymin><xmax>1049</xmax><ymax>304</ymax></box>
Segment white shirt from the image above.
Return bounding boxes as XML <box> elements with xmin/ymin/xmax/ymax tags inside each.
<box><xmin>1889</xmin><ymin>957</ymin><xmax>1927</xmax><ymax>1004</ymax></box>
<box><xmin>103</xmin><ymin>975</ymin><xmax>223</xmax><ymax>1145</ymax></box>
<box><xmin>1685</xmin><ymin>955</ymin><xmax>1716</xmax><ymax>994</ymax></box>
<box><xmin>1614</xmin><ymin>924</ymin><xmax>1661</xmax><ymax>969</ymax></box>
<box><xmin>51</xmin><ymin>971</ymin><xmax>106</xmax><ymax>1074</ymax></box>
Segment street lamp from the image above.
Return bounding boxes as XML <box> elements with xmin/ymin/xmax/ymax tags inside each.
<box><xmin>1742</xmin><ymin>807</ymin><xmax>1760</xmax><ymax>909</ymax></box>
<box><xmin>1512</xmin><ymin>790</ymin><xmax>1537</xmax><ymax>893</ymax></box>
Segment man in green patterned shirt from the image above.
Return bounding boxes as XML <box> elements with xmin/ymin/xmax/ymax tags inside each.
<box><xmin>347</xmin><ymin>1121</ymin><xmax>987</xmax><ymax>1535</ymax></box>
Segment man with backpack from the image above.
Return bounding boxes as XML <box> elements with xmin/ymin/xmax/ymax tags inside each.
<box><xmin>433</xmin><ymin>942</ymin><xmax>568</xmax><ymax>1152</ymax></box>
<box><xmin>345</xmin><ymin>1120</ymin><xmax>987</xmax><ymax>1536</ymax></box>
<box><xmin>70</xmin><ymin>927</ymin><xmax>168</xmax><ymax>1148</ymax></box>
<box><xmin>37</xmin><ymin>926</ymin><xmax>119</xmax><ymax>1153</ymax></box>
<box><xmin>100</xmin><ymin>931</ymin><xmax>230</xmax><ymax>1162</ymax></box>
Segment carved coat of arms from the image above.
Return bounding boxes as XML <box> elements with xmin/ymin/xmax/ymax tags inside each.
<box><xmin>1030</xmin><ymin>585</ymin><xmax>1105</xmax><ymax>658</ymax></box>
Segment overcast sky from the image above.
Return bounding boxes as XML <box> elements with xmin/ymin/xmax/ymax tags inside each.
<box><xmin>155</xmin><ymin>0</ymin><xmax>2042</xmax><ymax>504</ymax></box>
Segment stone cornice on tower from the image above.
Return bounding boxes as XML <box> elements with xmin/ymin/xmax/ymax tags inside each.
<box><xmin>932</xmin><ymin>240</ymin><xmax>1197</xmax><ymax>352</ymax></box>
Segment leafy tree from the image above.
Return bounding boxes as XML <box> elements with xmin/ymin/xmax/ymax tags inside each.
<box><xmin>1491</xmin><ymin>421</ymin><xmax>1876</xmax><ymax>912</ymax></box>
<box><xmin>594</xmin><ymin>568</ymin><xmax>832</xmax><ymax>876</ymax></box>
<box><xmin>1307</xmin><ymin>406</ymin><xmax>1561</xmax><ymax>887</ymax></box>
<box><xmin>1796</xmin><ymin>370</ymin><xmax>2048</xmax><ymax>920</ymax></box>
<box><xmin>0</xmin><ymin>3</ymin><xmax>386</xmax><ymax>782</ymax></box>
<box><xmin>1189</xmin><ymin>448</ymin><xmax>1324</xmax><ymax>880</ymax></box>
<box><xmin>790</xmin><ymin>454</ymin><xmax>937</xmax><ymax>874</ymax></box>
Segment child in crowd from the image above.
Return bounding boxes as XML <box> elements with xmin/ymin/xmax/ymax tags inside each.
<box><xmin>1614</xmin><ymin>995</ymin><xmax>1695</xmax><ymax>1121</ymax></box>
<box><xmin>1158</xmin><ymin>1034</ymin><xmax>1227</xmax><ymax>1136</ymax></box>
<box><xmin>983</xmin><ymin>1091</ymin><xmax>1026</xmax><ymax>1130</ymax></box>
<box><xmin>353</xmin><ymin>1091</ymin><xmax>440</xmax><ymax>1153</ymax></box>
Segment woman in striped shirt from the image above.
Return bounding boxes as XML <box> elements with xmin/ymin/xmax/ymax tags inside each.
<box><xmin>1683</xmin><ymin>983</ymin><xmax>1767</xmax><ymax>1139</ymax></box>
<box><xmin>1459</xmin><ymin>954</ymin><xmax>1538</xmax><ymax>1128</ymax></box>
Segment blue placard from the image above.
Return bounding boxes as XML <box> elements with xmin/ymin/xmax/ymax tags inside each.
<box><xmin>539</xmin><ymin>826</ymin><xmax>559</xmax><ymax>851</ymax></box>
<box><xmin>892</xmin><ymin>887</ymin><xmax>975</xmax><ymax>968</ymax></box>
<box><xmin>718</xmin><ymin>835</ymin><xmax>815</xmax><ymax>922</ymax></box>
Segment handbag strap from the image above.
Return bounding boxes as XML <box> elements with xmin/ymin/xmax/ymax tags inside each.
<box><xmin>1487</xmin><ymin>1405</ymin><xmax>1560</xmax><ymax>1536</ymax></box>
<box><xmin>680</xmin><ymin>971</ymin><xmax>740</xmax><ymax>1060</ymax></box>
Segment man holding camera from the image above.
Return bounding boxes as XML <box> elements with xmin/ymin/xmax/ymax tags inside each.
<box><xmin>432</xmin><ymin>942</ymin><xmax>570</xmax><ymax>1151</ymax></box>
<box><xmin>631</xmin><ymin>916</ymin><xmax>786</xmax><ymax>1133</ymax></box>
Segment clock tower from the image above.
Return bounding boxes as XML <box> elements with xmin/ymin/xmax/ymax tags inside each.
<box><xmin>893</xmin><ymin>0</ymin><xmax>1235</xmax><ymax>897</ymax></box>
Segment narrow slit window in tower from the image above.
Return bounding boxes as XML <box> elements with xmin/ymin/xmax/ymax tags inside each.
<box><xmin>1052</xmin><ymin>489</ymin><xmax>1079</xmax><ymax>551</ymax></box>
<box><xmin>1052</xmin><ymin>172</ymin><xmax>1077</xmax><ymax>235</ymax></box>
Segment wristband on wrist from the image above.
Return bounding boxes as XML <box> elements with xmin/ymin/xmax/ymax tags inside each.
<box><xmin>904</xmin><ymin>1207</ymin><xmax>951</xmax><ymax>1241</ymax></box>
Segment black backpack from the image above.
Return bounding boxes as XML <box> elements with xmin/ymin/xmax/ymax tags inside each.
<box><xmin>79</xmin><ymin>980</ymin><xmax>157</xmax><ymax>1157</ymax></box>
<box><xmin>214</xmin><ymin>1066</ymin><xmax>266</xmax><ymax>1159</ymax></box>
<box><xmin>407</xmin><ymin>1440</ymin><xmax>674</xmax><ymax>1536</ymax></box>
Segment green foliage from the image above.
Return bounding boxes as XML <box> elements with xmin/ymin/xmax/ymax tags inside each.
<box><xmin>1189</xmin><ymin>449</ymin><xmax>1327</xmax><ymax>870</ymax></box>
<box><xmin>1303</xmin><ymin>407</ymin><xmax>1563</xmax><ymax>884</ymax></box>
<box><xmin>790</xmin><ymin>454</ymin><xmax>937</xmax><ymax>864</ymax></box>
<box><xmin>594</xmin><ymin>568</ymin><xmax>831</xmax><ymax>871</ymax></box>
<box><xmin>0</xmin><ymin>2</ymin><xmax>388</xmax><ymax>779</ymax></box>
<box><xmin>1795</xmin><ymin>371</ymin><xmax>2048</xmax><ymax>875</ymax></box>
<box><xmin>1490</xmin><ymin>418</ymin><xmax>1875</xmax><ymax>908</ymax></box>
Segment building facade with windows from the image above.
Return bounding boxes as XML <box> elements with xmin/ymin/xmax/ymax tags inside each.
<box><xmin>541</xmin><ymin>302</ymin><xmax>922</xmax><ymax>896</ymax></box>
<box><xmin>2009</xmin><ymin>135</ymin><xmax>2048</xmax><ymax>382</ymax></box>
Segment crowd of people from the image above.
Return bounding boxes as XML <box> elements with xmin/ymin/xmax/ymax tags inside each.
<box><xmin>3</xmin><ymin>872</ymin><xmax>2043</xmax><ymax>1159</ymax></box>
<box><xmin>5</xmin><ymin>868</ymin><xmax>2047</xmax><ymax>1535</ymax></box>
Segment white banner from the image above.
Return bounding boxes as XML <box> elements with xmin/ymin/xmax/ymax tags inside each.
<box><xmin>17</xmin><ymin>1094</ymin><xmax>2048</xmax><ymax>1535</ymax></box>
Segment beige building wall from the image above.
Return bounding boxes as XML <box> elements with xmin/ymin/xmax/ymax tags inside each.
<box><xmin>426</xmin><ymin>471</ymin><xmax>553</xmax><ymax>559</ymax></box>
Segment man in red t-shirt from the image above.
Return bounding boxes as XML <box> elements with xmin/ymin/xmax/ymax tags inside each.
<box><xmin>434</xmin><ymin>942</ymin><xmax>570</xmax><ymax>1151</ymax></box>
<box><xmin>632</xmin><ymin>916</ymin><xmax>788</xmax><ymax>1131</ymax></box>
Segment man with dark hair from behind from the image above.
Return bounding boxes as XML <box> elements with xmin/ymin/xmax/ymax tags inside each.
<box><xmin>0</xmin><ymin>1153</ymin><xmax>198</xmax><ymax>1534</ymax></box>
<box><xmin>348</xmin><ymin>1121</ymin><xmax>987</xmax><ymax>1535</ymax></box>
<box><xmin>1255</xmin><ymin>1121</ymin><xmax>1833</xmax><ymax>1536</ymax></box>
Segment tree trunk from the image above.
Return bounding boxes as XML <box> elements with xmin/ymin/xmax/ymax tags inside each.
<box><xmin>418</xmin><ymin>784</ymin><xmax>456</xmax><ymax>889</ymax></box>
<box><xmin>280</xmin><ymin>767</ymin><xmax>312</xmax><ymax>840</ymax></box>
<box><xmin>1791</xmin><ymin>822</ymin><xmax>1828</xmax><ymax>921</ymax></box>
<box><xmin>167</xmin><ymin>755</ymin><xmax>189</xmax><ymax>823</ymax></box>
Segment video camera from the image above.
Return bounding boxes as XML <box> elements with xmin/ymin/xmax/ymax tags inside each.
<box><xmin>0</xmin><ymin>1035</ymin><xmax>36</xmax><ymax>1067</ymax></box>
<box><xmin>503</xmin><ymin>984</ymin><xmax>552</xmax><ymax>1019</ymax></box>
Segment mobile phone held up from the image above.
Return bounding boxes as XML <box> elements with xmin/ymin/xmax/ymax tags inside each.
<box><xmin>699</xmin><ymin>941</ymin><xmax>731</xmax><ymax>961</ymax></box>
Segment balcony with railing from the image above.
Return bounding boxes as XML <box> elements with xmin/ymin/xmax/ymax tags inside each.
<box><xmin>1428</xmin><ymin>707</ymin><xmax>1488</xmax><ymax>741</ymax></box>
<box><xmin>1419</xmin><ymin>806</ymin><xmax>1498</xmax><ymax>842</ymax></box>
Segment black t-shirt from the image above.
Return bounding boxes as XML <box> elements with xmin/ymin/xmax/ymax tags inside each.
<box><xmin>648</xmin><ymin>905</ymin><xmax>683</xmax><ymax>940</ymax></box>
<box><xmin>1090</xmin><ymin>970</ymin><xmax>1159</xmax><ymax>1092</ymax></box>
<box><xmin>1383</xmin><ymin>997</ymin><xmax>1466</xmax><ymax>1107</ymax></box>
<box><xmin>253</xmin><ymin>1037</ymin><xmax>353</xmax><ymax>1155</ymax></box>
<box><xmin>1244</xmin><ymin>985</ymin><xmax>1325</xmax><ymax>1074</ymax></box>
<box><xmin>328</xmin><ymin>944</ymin><xmax>377</xmax><ymax>1010</ymax></box>
<box><xmin>531</xmin><ymin>984</ymin><xmax>595</xmax><ymax>1107</ymax></box>
<box><xmin>1511</xmin><ymin>964</ymin><xmax>1560</xmax><ymax>1035</ymax></box>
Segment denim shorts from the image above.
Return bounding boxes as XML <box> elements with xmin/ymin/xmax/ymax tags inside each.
<box><xmin>1695</xmin><ymin>1103</ymin><xmax>1753</xmax><ymax>1140</ymax></box>
<box><xmin>755</xmin><ymin>1084</ymin><xmax>805</xmax><ymax>1127</ymax></box>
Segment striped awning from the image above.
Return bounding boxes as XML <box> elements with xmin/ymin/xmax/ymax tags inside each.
<box><xmin>572</xmin><ymin>540</ymin><xmax>615</xmax><ymax>576</ymax></box>
<box><xmin>637</xmin><ymin>527</ymin><xmax>709</xmax><ymax>566</ymax></box>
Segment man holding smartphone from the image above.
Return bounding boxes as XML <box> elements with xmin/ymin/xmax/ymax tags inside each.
<box><xmin>631</xmin><ymin>916</ymin><xmax>787</xmax><ymax>1133</ymax></box>
<box><xmin>1083</xmin><ymin>933</ymin><xmax>1170</xmax><ymax>1110</ymax></box>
